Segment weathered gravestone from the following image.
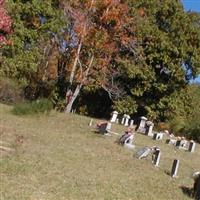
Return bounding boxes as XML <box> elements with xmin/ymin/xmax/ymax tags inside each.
<box><xmin>153</xmin><ymin>132</ymin><xmax>163</xmax><ymax>140</ymax></box>
<box><xmin>171</xmin><ymin>159</ymin><xmax>179</xmax><ymax>178</ymax></box>
<box><xmin>145</xmin><ymin>121</ymin><xmax>154</xmax><ymax>137</ymax></box>
<box><xmin>110</xmin><ymin>111</ymin><xmax>118</xmax><ymax>123</ymax></box>
<box><xmin>188</xmin><ymin>141</ymin><xmax>196</xmax><ymax>153</ymax></box>
<box><xmin>124</xmin><ymin>134</ymin><xmax>135</xmax><ymax>150</ymax></box>
<box><xmin>153</xmin><ymin>148</ymin><xmax>161</xmax><ymax>167</ymax></box>
<box><xmin>166</xmin><ymin>138</ymin><xmax>177</xmax><ymax>145</ymax></box>
<box><xmin>98</xmin><ymin>122</ymin><xmax>112</xmax><ymax>134</ymax></box>
<box><xmin>135</xmin><ymin>147</ymin><xmax>151</xmax><ymax>159</ymax></box>
<box><xmin>137</xmin><ymin>116</ymin><xmax>147</xmax><ymax>134</ymax></box>
<box><xmin>176</xmin><ymin>139</ymin><xmax>187</xmax><ymax>149</ymax></box>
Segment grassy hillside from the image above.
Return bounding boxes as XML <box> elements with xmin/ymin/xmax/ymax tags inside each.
<box><xmin>0</xmin><ymin>103</ymin><xmax>199</xmax><ymax>200</ymax></box>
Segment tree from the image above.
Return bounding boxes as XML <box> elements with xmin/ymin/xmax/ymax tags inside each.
<box><xmin>1</xmin><ymin>0</ymin><xmax>66</xmax><ymax>87</ymax></box>
<box><xmin>58</xmin><ymin>0</ymin><xmax>133</xmax><ymax>113</ymax></box>
<box><xmin>113</xmin><ymin>0</ymin><xmax>200</xmax><ymax>120</ymax></box>
<box><xmin>0</xmin><ymin>0</ymin><xmax>12</xmax><ymax>47</ymax></box>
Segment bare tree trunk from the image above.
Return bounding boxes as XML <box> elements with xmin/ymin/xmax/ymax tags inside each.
<box><xmin>65</xmin><ymin>84</ymin><xmax>82</xmax><ymax>113</ymax></box>
<box><xmin>65</xmin><ymin>55</ymin><xmax>94</xmax><ymax>113</ymax></box>
<box><xmin>69</xmin><ymin>39</ymin><xmax>83</xmax><ymax>84</ymax></box>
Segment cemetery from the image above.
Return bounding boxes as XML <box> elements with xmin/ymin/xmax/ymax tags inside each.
<box><xmin>1</xmin><ymin>0</ymin><xmax>200</xmax><ymax>199</ymax></box>
<box><xmin>1</xmin><ymin>104</ymin><xmax>199</xmax><ymax>200</ymax></box>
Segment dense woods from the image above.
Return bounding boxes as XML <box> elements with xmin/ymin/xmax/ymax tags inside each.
<box><xmin>0</xmin><ymin>0</ymin><xmax>200</xmax><ymax>141</ymax></box>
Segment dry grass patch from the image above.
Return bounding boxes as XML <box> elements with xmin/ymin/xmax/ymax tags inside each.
<box><xmin>0</xmin><ymin>103</ymin><xmax>199</xmax><ymax>200</ymax></box>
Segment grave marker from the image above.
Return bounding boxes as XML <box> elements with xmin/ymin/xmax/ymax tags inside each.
<box><xmin>110</xmin><ymin>111</ymin><xmax>118</xmax><ymax>123</ymax></box>
<box><xmin>137</xmin><ymin>116</ymin><xmax>147</xmax><ymax>133</ymax></box>
<box><xmin>124</xmin><ymin>115</ymin><xmax>130</xmax><ymax>126</ymax></box>
<box><xmin>121</xmin><ymin>114</ymin><xmax>126</xmax><ymax>125</ymax></box>
<box><xmin>98</xmin><ymin>122</ymin><xmax>112</xmax><ymax>134</ymax></box>
<box><xmin>146</xmin><ymin>121</ymin><xmax>154</xmax><ymax>137</ymax></box>
<box><xmin>153</xmin><ymin>132</ymin><xmax>163</xmax><ymax>140</ymax></box>
<box><xmin>129</xmin><ymin>119</ymin><xmax>134</xmax><ymax>127</ymax></box>
<box><xmin>171</xmin><ymin>159</ymin><xmax>179</xmax><ymax>178</ymax></box>
<box><xmin>153</xmin><ymin>149</ymin><xmax>161</xmax><ymax>167</ymax></box>
<box><xmin>188</xmin><ymin>141</ymin><xmax>196</xmax><ymax>153</ymax></box>
<box><xmin>89</xmin><ymin>119</ymin><xmax>93</xmax><ymax>127</ymax></box>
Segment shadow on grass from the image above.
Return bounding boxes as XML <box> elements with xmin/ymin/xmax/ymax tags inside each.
<box><xmin>180</xmin><ymin>186</ymin><xmax>194</xmax><ymax>199</ymax></box>
<box><xmin>164</xmin><ymin>170</ymin><xmax>171</xmax><ymax>176</ymax></box>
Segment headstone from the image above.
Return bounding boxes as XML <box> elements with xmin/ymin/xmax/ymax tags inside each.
<box><xmin>135</xmin><ymin>147</ymin><xmax>151</xmax><ymax>159</ymax></box>
<box><xmin>137</xmin><ymin>116</ymin><xmax>147</xmax><ymax>133</ymax></box>
<box><xmin>116</xmin><ymin>118</ymin><xmax>119</xmax><ymax>124</ymax></box>
<box><xmin>171</xmin><ymin>159</ymin><xmax>179</xmax><ymax>178</ymax></box>
<box><xmin>98</xmin><ymin>122</ymin><xmax>112</xmax><ymax>134</ymax></box>
<box><xmin>129</xmin><ymin>119</ymin><xmax>134</xmax><ymax>127</ymax></box>
<box><xmin>124</xmin><ymin>115</ymin><xmax>130</xmax><ymax>126</ymax></box>
<box><xmin>121</xmin><ymin>114</ymin><xmax>126</xmax><ymax>125</ymax></box>
<box><xmin>166</xmin><ymin>138</ymin><xmax>177</xmax><ymax>145</ymax></box>
<box><xmin>153</xmin><ymin>149</ymin><xmax>161</xmax><ymax>167</ymax></box>
<box><xmin>153</xmin><ymin>132</ymin><xmax>163</xmax><ymax>140</ymax></box>
<box><xmin>89</xmin><ymin>119</ymin><xmax>93</xmax><ymax>127</ymax></box>
<box><xmin>110</xmin><ymin>111</ymin><xmax>118</xmax><ymax>123</ymax></box>
<box><xmin>145</xmin><ymin>121</ymin><xmax>154</xmax><ymax>137</ymax></box>
<box><xmin>176</xmin><ymin>139</ymin><xmax>187</xmax><ymax>149</ymax></box>
<box><xmin>188</xmin><ymin>141</ymin><xmax>196</xmax><ymax>153</ymax></box>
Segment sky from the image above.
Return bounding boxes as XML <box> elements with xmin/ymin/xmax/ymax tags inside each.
<box><xmin>181</xmin><ymin>0</ymin><xmax>200</xmax><ymax>83</ymax></box>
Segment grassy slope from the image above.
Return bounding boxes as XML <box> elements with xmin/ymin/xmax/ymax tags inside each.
<box><xmin>0</xmin><ymin>104</ymin><xmax>199</xmax><ymax>200</ymax></box>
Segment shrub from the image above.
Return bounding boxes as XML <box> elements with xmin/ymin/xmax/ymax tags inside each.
<box><xmin>12</xmin><ymin>98</ymin><xmax>53</xmax><ymax>116</ymax></box>
<box><xmin>0</xmin><ymin>78</ymin><xmax>23</xmax><ymax>104</ymax></box>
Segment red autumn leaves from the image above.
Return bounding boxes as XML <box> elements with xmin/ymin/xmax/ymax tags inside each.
<box><xmin>0</xmin><ymin>0</ymin><xmax>12</xmax><ymax>47</ymax></box>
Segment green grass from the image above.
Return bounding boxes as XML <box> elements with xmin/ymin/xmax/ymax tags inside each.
<box><xmin>12</xmin><ymin>99</ymin><xmax>53</xmax><ymax>116</ymax></box>
<box><xmin>0</xmin><ymin>103</ymin><xmax>199</xmax><ymax>200</ymax></box>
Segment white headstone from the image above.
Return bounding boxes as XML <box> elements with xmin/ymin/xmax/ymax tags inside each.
<box><xmin>171</xmin><ymin>159</ymin><xmax>179</xmax><ymax>178</ymax></box>
<box><xmin>146</xmin><ymin>121</ymin><xmax>154</xmax><ymax>137</ymax></box>
<box><xmin>129</xmin><ymin>119</ymin><xmax>134</xmax><ymax>126</ymax></box>
<box><xmin>110</xmin><ymin>111</ymin><xmax>118</xmax><ymax>123</ymax></box>
<box><xmin>106</xmin><ymin>122</ymin><xmax>112</xmax><ymax>132</ymax></box>
<box><xmin>124</xmin><ymin>115</ymin><xmax>130</xmax><ymax>126</ymax></box>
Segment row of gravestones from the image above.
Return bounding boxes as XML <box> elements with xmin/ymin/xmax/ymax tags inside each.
<box><xmin>91</xmin><ymin>115</ymin><xmax>199</xmax><ymax>198</ymax></box>
<box><xmin>92</xmin><ymin>119</ymin><xmax>181</xmax><ymax>178</ymax></box>
<box><xmin>110</xmin><ymin>111</ymin><xmax>134</xmax><ymax>126</ymax></box>
<box><xmin>135</xmin><ymin>115</ymin><xmax>196</xmax><ymax>153</ymax></box>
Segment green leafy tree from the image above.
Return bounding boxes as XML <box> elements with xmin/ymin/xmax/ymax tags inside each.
<box><xmin>1</xmin><ymin>0</ymin><xmax>66</xmax><ymax>87</ymax></box>
<box><xmin>113</xmin><ymin>0</ymin><xmax>200</xmax><ymax>119</ymax></box>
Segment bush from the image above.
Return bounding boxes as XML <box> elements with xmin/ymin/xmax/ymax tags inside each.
<box><xmin>12</xmin><ymin>99</ymin><xmax>53</xmax><ymax>116</ymax></box>
<box><xmin>0</xmin><ymin>78</ymin><xmax>23</xmax><ymax>104</ymax></box>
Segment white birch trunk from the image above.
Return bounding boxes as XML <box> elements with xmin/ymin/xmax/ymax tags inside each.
<box><xmin>65</xmin><ymin>84</ymin><xmax>82</xmax><ymax>113</ymax></box>
<box><xmin>65</xmin><ymin>55</ymin><xmax>94</xmax><ymax>113</ymax></box>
